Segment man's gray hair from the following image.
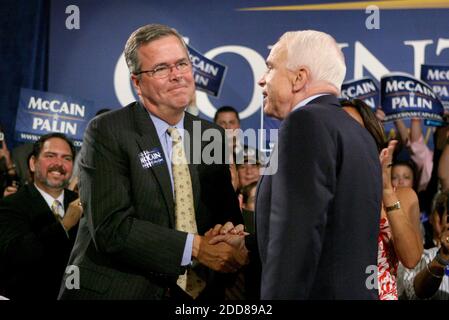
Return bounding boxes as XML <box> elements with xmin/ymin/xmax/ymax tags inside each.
<box><xmin>124</xmin><ymin>24</ymin><xmax>188</xmax><ymax>75</ymax></box>
<box><xmin>280</xmin><ymin>30</ymin><xmax>346</xmax><ymax>92</ymax></box>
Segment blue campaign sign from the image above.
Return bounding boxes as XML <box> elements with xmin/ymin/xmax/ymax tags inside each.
<box><xmin>341</xmin><ymin>77</ymin><xmax>379</xmax><ymax>110</ymax></box>
<box><xmin>188</xmin><ymin>45</ymin><xmax>227</xmax><ymax>97</ymax></box>
<box><xmin>15</xmin><ymin>88</ymin><xmax>96</xmax><ymax>147</ymax></box>
<box><xmin>421</xmin><ymin>64</ymin><xmax>449</xmax><ymax>111</ymax></box>
<box><xmin>47</xmin><ymin>0</ymin><xmax>449</xmax><ymax>147</ymax></box>
<box><xmin>380</xmin><ymin>72</ymin><xmax>444</xmax><ymax>123</ymax></box>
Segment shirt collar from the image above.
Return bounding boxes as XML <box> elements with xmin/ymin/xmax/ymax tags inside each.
<box><xmin>148</xmin><ymin>112</ymin><xmax>185</xmax><ymax>139</ymax></box>
<box><xmin>34</xmin><ymin>183</ymin><xmax>65</xmax><ymax>212</ymax></box>
<box><xmin>292</xmin><ymin>93</ymin><xmax>329</xmax><ymax>112</ymax></box>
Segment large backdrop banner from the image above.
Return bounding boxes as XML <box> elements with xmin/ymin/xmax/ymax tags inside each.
<box><xmin>48</xmin><ymin>0</ymin><xmax>449</xmax><ymax>146</ymax></box>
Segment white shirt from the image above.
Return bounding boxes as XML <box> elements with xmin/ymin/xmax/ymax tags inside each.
<box><xmin>399</xmin><ymin>247</ymin><xmax>449</xmax><ymax>300</ymax></box>
<box><xmin>291</xmin><ymin>93</ymin><xmax>330</xmax><ymax>113</ymax></box>
<box><xmin>34</xmin><ymin>184</ymin><xmax>65</xmax><ymax>218</ymax></box>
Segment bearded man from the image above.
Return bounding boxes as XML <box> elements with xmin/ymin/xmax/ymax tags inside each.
<box><xmin>0</xmin><ymin>133</ymin><xmax>82</xmax><ymax>300</ymax></box>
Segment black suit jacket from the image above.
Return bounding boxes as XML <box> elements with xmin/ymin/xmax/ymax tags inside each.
<box><xmin>59</xmin><ymin>102</ymin><xmax>241</xmax><ymax>300</ymax></box>
<box><xmin>256</xmin><ymin>95</ymin><xmax>382</xmax><ymax>299</ymax></box>
<box><xmin>0</xmin><ymin>184</ymin><xmax>78</xmax><ymax>300</ymax></box>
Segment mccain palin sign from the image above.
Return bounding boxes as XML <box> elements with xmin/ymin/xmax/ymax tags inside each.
<box><xmin>340</xmin><ymin>77</ymin><xmax>379</xmax><ymax>110</ymax></box>
<box><xmin>380</xmin><ymin>73</ymin><xmax>444</xmax><ymax>123</ymax></box>
<box><xmin>188</xmin><ymin>45</ymin><xmax>227</xmax><ymax>97</ymax></box>
<box><xmin>15</xmin><ymin>88</ymin><xmax>95</xmax><ymax>147</ymax></box>
<box><xmin>421</xmin><ymin>64</ymin><xmax>449</xmax><ymax>112</ymax></box>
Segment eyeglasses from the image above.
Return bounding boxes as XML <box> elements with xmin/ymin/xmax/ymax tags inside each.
<box><xmin>135</xmin><ymin>60</ymin><xmax>191</xmax><ymax>79</ymax></box>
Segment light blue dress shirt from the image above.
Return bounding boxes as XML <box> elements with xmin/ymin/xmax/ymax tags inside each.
<box><xmin>148</xmin><ymin>112</ymin><xmax>194</xmax><ymax>266</ymax></box>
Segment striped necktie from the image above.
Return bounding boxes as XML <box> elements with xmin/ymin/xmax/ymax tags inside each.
<box><xmin>51</xmin><ymin>199</ymin><xmax>63</xmax><ymax>221</ymax></box>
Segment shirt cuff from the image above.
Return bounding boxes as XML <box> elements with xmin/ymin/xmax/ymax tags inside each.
<box><xmin>181</xmin><ymin>233</ymin><xmax>194</xmax><ymax>266</ymax></box>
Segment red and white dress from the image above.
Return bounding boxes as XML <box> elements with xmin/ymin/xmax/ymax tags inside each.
<box><xmin>377</xmin><ymin>217</ymin><xmax>399</xmax><ymax>300</ymax></box>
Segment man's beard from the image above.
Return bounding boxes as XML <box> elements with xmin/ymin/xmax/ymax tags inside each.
<box><xmin>34</xmin><ymin>163</ymin><xmax>70</xmax><ymax>189</ymax></box>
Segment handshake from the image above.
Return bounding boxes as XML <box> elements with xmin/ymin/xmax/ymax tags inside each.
<box><xmin>192</xmin><ymin>222</ymin><xmax>249</xmax><ymax>273</ymax></box>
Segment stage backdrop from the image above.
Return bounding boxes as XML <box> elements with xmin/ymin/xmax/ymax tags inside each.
<box><xmin>48</xmin><ymin>0</ymin><xmax>449</xmax><ymax>148</ymax></box>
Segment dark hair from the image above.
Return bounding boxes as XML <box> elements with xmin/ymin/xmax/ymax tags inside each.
<box><xmin>214</xmin><ymin>106</ymin><xmax>240</xmax><ymax>123</ymax></box>
<box><xmin>31</xmin><ymin>133</ymin><xmax>76</xmax><ymax>160</ymax></box>
<box><xmin>124</xmin><ymin>24</ymin><xmax>187</xmax><ymax>76</ymax></box>
<box><xmin>340</xmin><ymin>99</ymin><xmax>387</xmax><ymax>152</ymax></box>
<box><xmin>430</xmin><ymin>190</ymin><xmax>449</xmax><ymax>219</ymax></box>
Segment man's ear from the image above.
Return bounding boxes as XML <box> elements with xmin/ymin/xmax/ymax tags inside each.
<box><xmin>29</xmin><ymin>156</ymin><xmax>36</xmax><ymax>173</ymax></box>
<box><xmin>130</xmin><ymin>74</ymin><xmax>142</xmax><ymax>97</ymax></box>
<box><xmin>292</xmin><ymin>67</ymin><xmax>309</xmax><ymax>92</ymax></box>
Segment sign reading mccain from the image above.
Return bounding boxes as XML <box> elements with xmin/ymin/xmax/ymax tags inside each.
<box><xmin>188</xmin><ymin>45</ymin><xmax>227</xmax><ymax>97</ymax></box>
<box><xmin>421</xmin><ymin>64</ymin><xmax>449</xmax><ymax>112</ymax></box>
<box><xmin>15</xmin><ymin>88</ymin><xmax>95</xmax><ymax>147</ymax></box>
<box><xmin>340</xmin><ymin>77</ymin><xmax>379</xmax><ymax>109</ymax></box>
<box><xmin>380</xmin><ymin>73</ymin><xmax>444</xmax><ymax>123</ymax></box>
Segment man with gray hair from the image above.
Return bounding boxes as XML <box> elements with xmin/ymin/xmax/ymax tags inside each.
<box><xmin>59</xmin><ymin>24</ymin><xmax>247</xmax><ymax>300</ymax></box>
<box><xmin>256</xmin><ymin>30</ymin><xmax>382</xmax><ymax>299</ymax></box>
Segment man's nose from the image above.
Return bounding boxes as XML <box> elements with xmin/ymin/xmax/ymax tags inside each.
<box><xmin>54</xmin><ymin>156</ymin><xmax>67</xmax><ymax>167</ymax></box>
<box><xmin>258</xmin><ymin>75</ymin><xmax>266</xmax><ymax>87</ymax></box>
<box><xmin>169</xmin><ymin>65</ymin><xmax>183</xmax><ymax>80</ymax></box>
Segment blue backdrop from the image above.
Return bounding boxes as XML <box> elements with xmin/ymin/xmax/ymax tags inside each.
<box><xmin>1</xmin><ymin>0</ymin><xmax>449</xmax><ymax>147</ymax></box>
<box><xmin>0</xmin><ymin>0</ymin><xmax>49</xmax><ymax>148</ymax></box>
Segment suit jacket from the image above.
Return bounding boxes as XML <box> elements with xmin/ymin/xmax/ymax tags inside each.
<box><xmin>0</xmin><ymin>184</ymin><xmax>78</xmax><ymax>300</ymax></box>
<box><xmin>256</xmin><ymin>95</ymin><xmax>382</xmax><ymax>300</ymax></box>
<box><xmin>59</xmin><ymin>102</ymin><xmax>241</xmax><ymax>300</ymax></box>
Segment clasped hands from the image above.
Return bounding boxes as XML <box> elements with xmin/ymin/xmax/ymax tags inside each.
<box><xmin>193</xmin><ymin>222</ymin><xmax>249</xmax><ymax>273</ymax></box>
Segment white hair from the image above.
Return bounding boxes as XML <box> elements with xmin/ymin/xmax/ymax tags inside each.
<box><xmin>279</xmin><ymin>30</ymin><xmax>346</xmax><ymax>91</ymax></box>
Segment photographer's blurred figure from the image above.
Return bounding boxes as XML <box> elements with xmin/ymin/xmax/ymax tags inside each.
<box><xmin>0</xmin><ymin>126</ymin><xmax>20</xmax><ymax>198</ymax></box>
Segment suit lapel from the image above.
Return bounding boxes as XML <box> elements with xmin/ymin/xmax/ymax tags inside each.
<box><xmin>132</xmin><ymin>102</ymin><xmax>175</xmax><ymax>227</ymax></box>
<box><xmin>28</xmin><ymin>184</ymin><xmax>53</xmax><ymax>217</ymax></box>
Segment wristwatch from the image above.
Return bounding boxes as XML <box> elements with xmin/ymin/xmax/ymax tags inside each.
<box><xmin>385</xmin><ymin>201</ymin><xmax>401</xmax><ymax>213</ymax></box>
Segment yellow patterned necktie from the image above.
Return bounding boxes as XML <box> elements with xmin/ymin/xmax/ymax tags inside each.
<box><xmin>51</xmin><ymin>199</ymin><xmax>63</xmax><ymax>221</ymax></box>
<box><xmin>168</xmin><ymin>127</ymin><xmax>206</xmax><ymax>299</ymax></box>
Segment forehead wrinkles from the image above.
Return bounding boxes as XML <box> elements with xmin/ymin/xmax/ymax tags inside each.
<box><xmin>268</xmin><ymin>41</ymin><xmax>287</xmax><ymax>66</ymax></box>
<box><xmin>40</xmin><ymin>139</ymin><xmax>72</xmax><ymax>158</ymax></box>
<box><xmin>138</xmin><ymin>37</ymin><xmax>188</xmax><ymax>67</ymax></box>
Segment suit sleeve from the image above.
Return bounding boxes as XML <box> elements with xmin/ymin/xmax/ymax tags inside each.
<box><xmin>79</xmin><ymin>117</ymin><xmax>187</xmax><ymax>277</ymax></box>
<box><xmin>262</xmin><ymin>110</ymin><xmax>337</xmax><ymax>299</ymax></box>
<box><xmin>0</xmin><ymin>200</ymin><xmax>73</xmax><ymax>270</ymax></box>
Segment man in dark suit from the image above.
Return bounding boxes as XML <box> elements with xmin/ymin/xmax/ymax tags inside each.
<box><xmin>0</xmin><ymin>133</ymin><xmax>81</xmax><ymax>300</ymax></box>
<box><xmin>256</xmin><ymin>30</ymin><xmax>382</xmax><ymax>299</ymax></box>
<box><xmin>58</xmin><ymin>24</ymin><xmax>246</xmax><ymax>300</ymax></box>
